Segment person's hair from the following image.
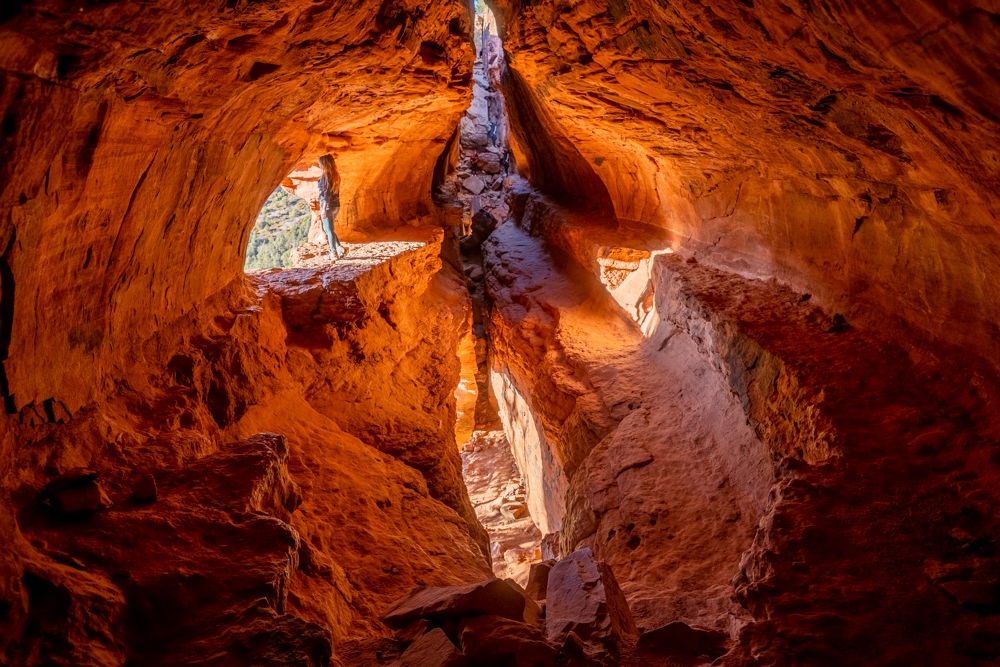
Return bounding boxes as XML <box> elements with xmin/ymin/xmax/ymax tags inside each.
<box><xmin>318</xmin><ymin>154</ymin><xmax>335</xmax><ymax>171</ymax></box>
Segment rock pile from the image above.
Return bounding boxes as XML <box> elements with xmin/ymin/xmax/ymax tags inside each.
<box><xmin>461</xmin><ymin>431</ymin><xmax>542</xmax><ymax>584</ymax></box>
<box><xmin>376</xmin><ymin>547</ymin><xmax>733</xmax><ymax>667</ymax></box>
<box><xmin>377</xmin><ymin>549</ymin><xmax>645</xmax><ymax>667</ymax></box>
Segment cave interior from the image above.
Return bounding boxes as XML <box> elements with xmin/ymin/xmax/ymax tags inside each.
<box><xmin>2</xmin><ymin>1</ymin><xmax>1000</xmax><ymax>666</ymax></box>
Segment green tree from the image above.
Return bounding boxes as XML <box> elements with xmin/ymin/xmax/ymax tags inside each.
<box><xmin>244</xmin><ymin>188</ymin><xmax>311</xmax><ymax>270</ymax></box>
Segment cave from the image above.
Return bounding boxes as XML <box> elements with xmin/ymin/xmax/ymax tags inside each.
<box><xmin>2</xmin><ymin>1</ymin><xmax>1000</xmax><ymax>666</ymax></box>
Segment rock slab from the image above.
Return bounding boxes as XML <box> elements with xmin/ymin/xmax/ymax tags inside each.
<box><xmin>400</xmin><ymin>628</ymin><xmax>469</xmax><ymax>667</ymax></box>
<box><xmin>545</xmin><ymin>548</ymin><xmax>637</xmax><ymax>653</ymax></box>
<box><xmin>383</xmin><ymin>578</ymin><xmax>531</xmax><ymax>629</ymax></box>
<box><xmin>459</xmin><ymin>615</ymin><xmax>557</xmax><ymax>667</ymax></box>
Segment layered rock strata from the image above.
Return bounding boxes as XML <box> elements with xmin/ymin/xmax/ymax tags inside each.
<box><xmin>483</xmin><ymin>188</ymin><xmax>1000</xmax><ymax>665</ymax></box>
<box><xmin>0</xmin><ymin>0</ymin><xmax>474</xmax><ymax>415</ymax></box>
<box><xmin>491</xmin><ymin>0</ymin><xmax>1000</xmax><ymax>379</ymax></box>
<box><xmin>1</xmin><ymin>237</ymin><xmax>492</xmax><ymax>664</ymax></box>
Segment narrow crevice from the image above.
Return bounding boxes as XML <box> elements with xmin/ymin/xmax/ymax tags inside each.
<box><xmin>0</xmin><ymin>228</ymin><xmax>17</xmax><ymax>414</ymax></box>
<box><xmin>450</xmin><ymin>2</ymin><xmax>545</xmax><ymax>585</ymax></box>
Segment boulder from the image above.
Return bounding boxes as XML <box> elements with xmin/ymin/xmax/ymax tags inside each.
<box><xmin>400</xmin><ymin>628</ymin><xmax>468</xmax><ymax>667</ymax></box>
<box><xmin>458</xmin><ymin>615</ymin><xmax>557</xmax><ymax>667</ymax></box>
<box><xmin>383</xmin><ymin>578</ymin><xmax>532</xmax><ymax>629</ymax></box>
<box><xmin>637</xmin><ymin>621</ymin><xmax>728</xmax><ymax>659</ymax></box>
<box><xmin>41</xmin><ymin>469</ymin><xmax>112</xmax><ymax>515</ymax></box>
<box><xmin>478</xmin><ymin>152</ymin><xmax>502</xmax><ymax>175</ymax></box>
<box><xmin>525</xmin><ymin>561</ymin><xmax>554</xmax><ymax>602</ymax></box>
<box><xmin>460</xmin><ymin>117</ymin><xmax>490</xmax><ymax>150</ymax></box>
<box><xmin>544</xmin><ymin>548</ymin><xmax>637</xmax><ymax>653</ymax></box>
<box><xmin>465</xmin><ymin>265</ymin><xmax>484</xmax><ymax>282</ymax></box>
<box><xmin>503</xmin><ymin>579</ymin><xmax>542</xmax><ymax>625</ymax></box>
<box><xmin>395</xmin><ymin>618</ymin><xmax>432</xmax><ymax>645</ymax></box>
<box><xmin>460</xmin><ymin>210</ymin><xmax>498</xmax><ymax>253</ymax></box>
<box><xmin>462</xmin><ymin>175</ymin><xmax>486</xmax><ymax>195</ymax></box>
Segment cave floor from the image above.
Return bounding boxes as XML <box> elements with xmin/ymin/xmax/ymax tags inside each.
<box><xmin>484</xmin><ymin>221</ymin><xmax>768</xmax><ymax>634</ymax></box>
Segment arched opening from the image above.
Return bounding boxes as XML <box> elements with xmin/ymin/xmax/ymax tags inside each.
<box><xmin>243</xmin><ymin>187</ymin><xmax>310</xmax><ymax>270</ymax></box>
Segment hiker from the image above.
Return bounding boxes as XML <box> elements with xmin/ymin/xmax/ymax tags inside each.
<box><xmin>469</xmin><ymin>152</ymin><xmax>480</xmax><ymax>172</ymax></box>
<box><xmin>487</xmin><ymin>121</ymin><xmax>498</xmax><ymax>147</ymax></box>
<box><xmin>318</xmin><ymin>154</ymin><xmax>347</xmax><ymax>261</ymax></box>
<box><xmin>500</xmin><ymin>148</ymin><xmax>511</xmax><ymax>175</ymax></box>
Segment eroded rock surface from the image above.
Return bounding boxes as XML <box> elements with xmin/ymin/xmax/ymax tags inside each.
<box><xmin>546</xmin><ymin>548</ymin><xmax>638</xmax><ymax>656</ymax></box>
<box><xmin>16</xmin><ymin>433</ymin><xmax>332</xmax><ymax>666</ymax></box>
<box><xmin>0</xmin><ymin>238</ymin><xmax>491</xmax><ymax>664</ymax></box>
<box><xmin>2</xmin><ymin>2</ymin><xmax>1000</xmax><ymax>666</ymax></box>
<box><xmin>461</xmin><ymin>430</ymin><xmax>542</xmax><ymax>585</ymax></box>
<box><xmin>0</xmin><ymin>0</ymin><xmax>475</xmax><ymax>414</ymax></box>
<box><xmin>484</xmin><ymin>209</ymin><xmax>769</xmax><ymax>634</ymax></box>
<box><xmin>482</xmin><ymin>188</ymin><xmax>1000</xmax><ymax>665</ymax></box>
<box><xmin>492</xmin><ymin>0</ymin><xmax>1000</xmax><ymax>379</ymax></box>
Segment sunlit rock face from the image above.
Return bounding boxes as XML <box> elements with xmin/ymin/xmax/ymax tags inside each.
<box><xmin>483</xmin><ymin>209</ymin><xmax>774</xmax><ymax>637</ymax></box>
<box><xmin>0</xmin><ymin>236</ymin><xmax>491</xmax><ymax>664</ymax></box>
<box><xmin>0</xmin><ymin>5</ymin><xmax>486</xmax><ymax>659</ymax></box>
<box><xmin>483</xmin><ymin>186</ymin><xmax>1000</xmax><ymax>664</ymax></box>
<box><xmin>491</xmin><ymin>0</ymin><xmax>1000</xmax><ymax>376</ymax></box>
<box><xmin>461</xmin><ymin>430</ymin><xmax>542</xmax><ymax>585</ymax></box>
<box><xmin>0</xmin><ymin>0</ymin><xmax>474</xmax><ymax>413</ymax></box>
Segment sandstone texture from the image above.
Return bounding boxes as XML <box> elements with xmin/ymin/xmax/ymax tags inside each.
<box><xmin>545</xmin><ymin>548</ymin><xmax>638</xmax><ymax>655</ymax></box>
<box><xmin>484</xmin><ymin>207</ymin><xmax>770</xmax><ymax>635</ymax></box>
<box><xmin>398</xmin><ymin>628</ymin><xmax>468</xmax><ymax>667</ymax></box>
<box><xmin>481</xmin><ymin>187</ymin><xmax>1000</xmax><ymax>665</ymax></box>
<box><xmin>2</xmin><ymin>1</ymin><xmax>1000</xmax><ymax>666</ymax></box>
<box><xmin>0</xmin><ymin>0</ymin><xmax>475</xmax><ymax>415</ymax></box>
<box><xmin>461</xmin><ymin>430</ymin><xmax>542</xmax><ymax>585</ymax></box>
<box><xmin>0</xmin><ymin>237</ymin><xmax>492</xmax><ymax>664</ymax></box>
<box><xmin>492</xmin><ymin>0</ymin><xmax>1000</xmax><ymax>380</ymax></box>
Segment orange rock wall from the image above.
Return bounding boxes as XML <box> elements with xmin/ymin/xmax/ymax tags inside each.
<box><xmin>491</xmin><ymin>0</ymin><xmax>1000</xmax><ymax>376</ymax></box>
<box><xmin>484</xmin><ymin>189</ymin><xmax>1000</xmax><ymax>663</ymax></box>
<box><xmin>0</xmin><ymin>238</ymin><xmax>491</xmax><ymax>664</ymax></box>
<box><xmin>0</xmin><ymin>0</ymin><xmax>474</xmax><ymax>413</ymax></box>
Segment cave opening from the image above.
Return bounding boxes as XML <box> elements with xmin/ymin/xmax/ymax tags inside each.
<box><xmin>242</xmin><ymin>167</ymin><xmax>429</xmax><ymax>275</ymax></box>
<box><xmin>244</xmin><ymin>186</ymin><xmax>310</xmax><ymax>270</ymax></box>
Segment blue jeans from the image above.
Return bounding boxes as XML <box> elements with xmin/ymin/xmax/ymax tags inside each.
<box><xmin>322</xmin><ymin>205</ymin><xmax>343</xmax><ymax>258</ymax></box>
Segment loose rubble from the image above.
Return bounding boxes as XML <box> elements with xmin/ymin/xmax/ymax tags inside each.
<box><xmin>376</xmin><ymin>548</ymin><xmax>649</xmax><ymax>667</ymax></box>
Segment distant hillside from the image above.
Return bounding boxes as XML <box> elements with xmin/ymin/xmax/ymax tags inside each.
<box><xmin>245</xmin><ymin>188</ymin><xmax>310</xmax><ymax>270</ymax></box>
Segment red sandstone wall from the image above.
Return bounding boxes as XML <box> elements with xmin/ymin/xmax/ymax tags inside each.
<box><xmin>491</xmin><ymin>0</ymin><xmax>1000</xmax><ymax>377</ymax></box>
<box><xmin>0</xmin><ymin>0</ymin><xmax>474</xmax><ymax>413</ymax></box>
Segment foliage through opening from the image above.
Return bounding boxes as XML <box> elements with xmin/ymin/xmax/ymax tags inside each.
<box><xmin>244</xmin><ymin>188</ymin><xmax>310</xmax><ymax>270</ymax></box>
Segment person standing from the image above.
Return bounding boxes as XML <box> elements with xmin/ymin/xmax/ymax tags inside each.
<box><xmin>318</xmin><ymin>154</ymin><xmax>347</xmax><ymax>261</ymax></box>
<box><xmin>500</xmin><ymin>148</ymin><xmax>511</xmax><ymax>175</ymax></box>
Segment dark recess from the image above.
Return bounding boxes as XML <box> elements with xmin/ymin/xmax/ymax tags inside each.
<box><xmin>56</xmin><ymin>54</ymin><xmax>80</xmax><ymax>79</ymax></box>
<box><xmin>248</xmin><ymin>62</ymin><xmax>280</xmax><ymax>81</ymax></box>
<box><xmin>1</xmin><ymin>113</ymin><xmax>15</xmax><ymax>139</ymax></box>
<box><xmin>0</xmin><ymin>0</ymin><xmax>28</xmax><ymax>24</ymax></box>
<box><xmin>0</xmin><ymin>230</ymin><xmax>17</xmax><ymax>413</ymax></box>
